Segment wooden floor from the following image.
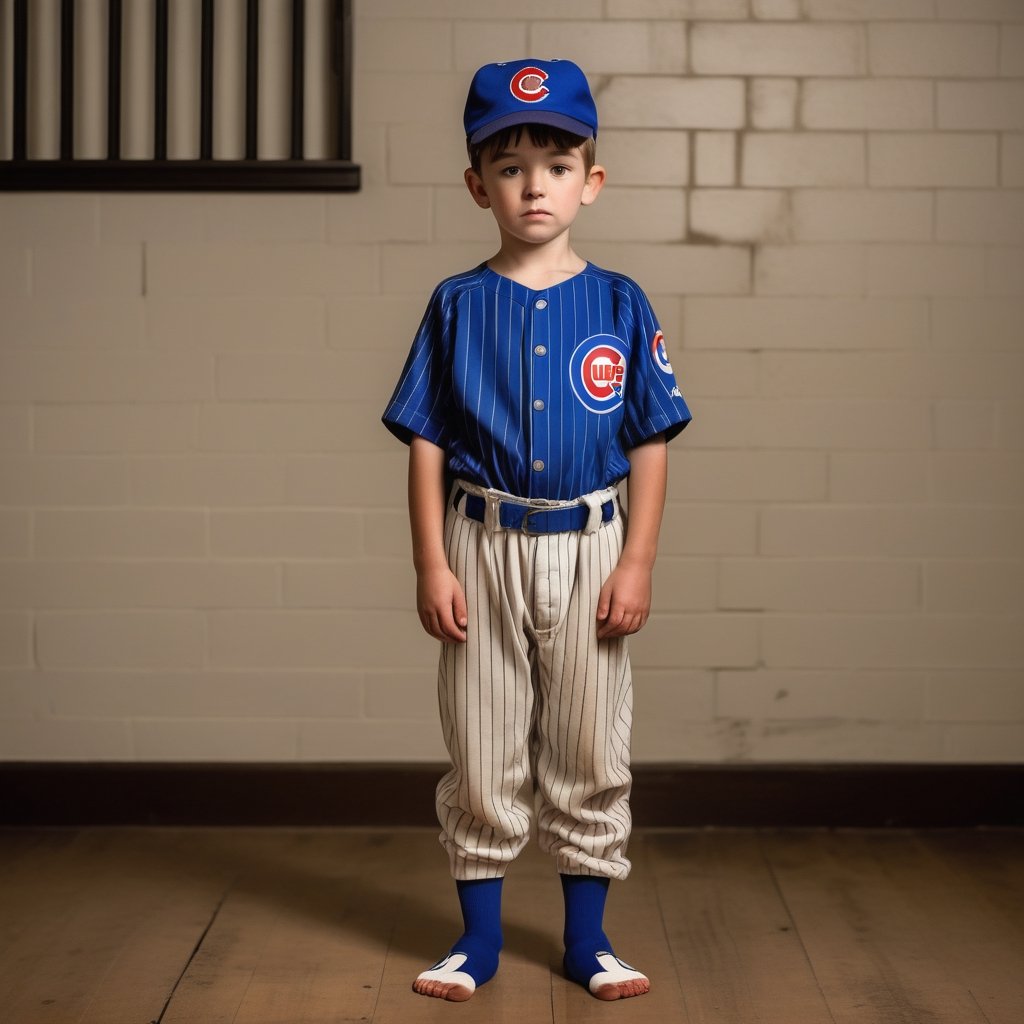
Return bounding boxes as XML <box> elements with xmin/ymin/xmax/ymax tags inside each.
<box><xmin>1</xmin><ymin>826</ymin><xmax>1021</xmax><ymax>1024</ymax></box>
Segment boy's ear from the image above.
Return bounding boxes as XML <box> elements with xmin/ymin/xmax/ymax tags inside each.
<box><xmin>464</xmin><ymin>167</ymin><xmax>491</xmax><ymax>209</ymax></box>
<box><xmin>580</xmin><ymin>163</ymin><xmax>606</xmax><ymax>207</ymax></box>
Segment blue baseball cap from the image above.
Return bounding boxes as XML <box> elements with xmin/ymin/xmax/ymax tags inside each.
<box><xmin>464</xmin><ymin>58</ymin><xmax>598</xmax><ymax>145</ymax></box>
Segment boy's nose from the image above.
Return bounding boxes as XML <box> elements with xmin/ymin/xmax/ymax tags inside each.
<box><xmin>524</xmin><ymin>176</ymin><xmax>545</xmax><ymax>198</ymax></box>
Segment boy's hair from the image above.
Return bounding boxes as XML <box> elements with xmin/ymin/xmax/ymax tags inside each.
<box><xmin>467</xmin><ymin>123</ymin><xmax>596</xmax><ymax>176</ymax></box>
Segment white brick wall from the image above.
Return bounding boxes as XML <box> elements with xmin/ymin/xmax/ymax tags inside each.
<box><xmin>0</xmin><ymin>0</ymin><xmax>1022</xmax><ymax>764</ymax></box>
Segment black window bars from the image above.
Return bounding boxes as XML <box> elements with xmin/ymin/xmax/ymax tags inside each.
<box><xmin>0</xmin><ymin>0</ymin><xmax>359</xmax><ymax>191</ymax></box>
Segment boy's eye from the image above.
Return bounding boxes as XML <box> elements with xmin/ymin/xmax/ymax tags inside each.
<box><xmin>500</xmin><ymin>166</ymin><xmax>521</xmax><ymax>177</ymax></box>
<box><xmin>551</xmin><ymin>165</ymin><xmax>570</xmax><ymax>176</ymax></box>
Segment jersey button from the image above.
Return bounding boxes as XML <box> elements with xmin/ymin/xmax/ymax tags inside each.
<box><xmin>533</xmin><ymin>399</ymin><xmax>545</xmax><ymax>411</ymax></box>
<box><xmin>532</xmin><ymin>459</ymin><xmax>545</xmax><ymax>471</ymax></box>
<box><xmin>534</xmin><ymin>344</ymin><xmax>547</xmax><ymax>356</ymax></box>
<box><xmin>535</xmin><ymin>299</ymin><xmax>548</xmax><ymax>310</ymax></box>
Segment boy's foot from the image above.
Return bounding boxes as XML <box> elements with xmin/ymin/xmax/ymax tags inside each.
<box><xmin>559</xmin><ymin>873</ymin><xmax>649</xmax><ymax>999</ymax></box>
<box><xmin>412</xmin><ymin>934</ymin><xmax>500</xmax><ymax>1001</ymax></box>
<box><xmin>412</xmin><ymin>951</ymin><xmax>477</xmax><ymax>1001</ymax></box>
<box><xmin>563</xmin><ymin>944</ymin><xmax>651</xmax><ymax>1000</ymax></box>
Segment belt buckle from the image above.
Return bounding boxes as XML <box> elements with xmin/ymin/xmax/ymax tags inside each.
<box><xmin>519</xmin><ymin>504</ymin><xmax>545</xmax><ymax>534</ymax></box>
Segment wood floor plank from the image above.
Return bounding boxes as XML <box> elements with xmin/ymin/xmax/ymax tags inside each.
<box><xmin>646</xmin><ymin>828</ymin><xmax>835</xmax><ymax>1024</ymax></box>
<box><xmin>917</xmin><ymin>829</ymin><xmax>1024</xmax><ymax>933</ymax></box>
<box><xmin>760</xmin><ymin>828</ymin><xmax>1024</xmax><ymax>1024</ymax></box>
<box><xmin>0</xmin><ymin>827</ymin><xmax>79</xmax><ymax>867</ymax></box>
<box><xmin>0</xmin><ymin>827</ymin><xmax>236</xmax><ymax>1024</ymax></box>
<box><xmin>161</xmin><ymin>828</ymin><xmax>398</xmax><ymax>1024</ymax></box>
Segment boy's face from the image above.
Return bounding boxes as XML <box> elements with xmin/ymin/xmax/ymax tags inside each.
<box><xmin>464</xmin><ymin>135</ymin><xmax>605</xmax><ymax>249</ymax></box>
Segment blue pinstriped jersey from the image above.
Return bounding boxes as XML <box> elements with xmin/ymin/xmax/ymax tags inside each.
<box><xmin>381</xmin><ymin>261</ymin><xmax>692</xmax><ymax>501</ymax></box>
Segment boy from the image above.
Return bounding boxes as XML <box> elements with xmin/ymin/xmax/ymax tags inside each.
<box><xmin>381</xmin><ymin>58</ymin><xmax>691</xmax><ymax>1002</ymax></box>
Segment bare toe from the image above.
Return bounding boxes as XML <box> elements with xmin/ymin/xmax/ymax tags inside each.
<box><xmin>594</xmin><ymin>977</ymin><xmax>650</xmax><ymax>1000</ymax></box>
<box><xmin>412</xmin><ymin>976</ymin><xmax>474</xmax><ymax>1001</ymax></box>
<box><xmin>443</xmin><ymin>982</ymin><xmax>474</xmax><ymax>1001</ymax></box>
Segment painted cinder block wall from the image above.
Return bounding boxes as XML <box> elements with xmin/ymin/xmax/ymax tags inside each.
<box><xmin>0</xmin><ymin>0</ymin><xmax>1022</xmax><ymax>763</ymax></box>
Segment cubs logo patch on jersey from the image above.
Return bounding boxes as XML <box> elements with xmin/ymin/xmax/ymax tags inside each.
<box><xmin>570</xmin><ymin>334</ymin><xmax>628</xmax><ymax>414</ymax></box>
<box><xmin>651</xmin><ymin>329</ymin><xmax>673</xmax><ymax>374</ymax></box>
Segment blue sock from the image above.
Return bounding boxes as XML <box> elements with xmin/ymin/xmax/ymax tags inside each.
<box><xmin>435</xmin><ymin>877</ymin><xmax>503</xmax><ymax>987</ymax></box>
<box><xmin>560</xmin><ymin>873</ymin><xmax>614</xmax><ymax>985</ymax></box>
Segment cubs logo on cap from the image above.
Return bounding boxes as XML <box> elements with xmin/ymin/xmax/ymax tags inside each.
<box><xmin>464</xmin><ymin>58</ymin><xmax>598</xmax><ymax>145</ymax></box>
<box><xmin>570</xmin><ymin>334</ymin><xmax>628</xmax><ymax>414</ymax></box>
<box><xmin>510</xmin><ymin>66</ymin><xmax>549</xmax><ymax>103</ymax></box>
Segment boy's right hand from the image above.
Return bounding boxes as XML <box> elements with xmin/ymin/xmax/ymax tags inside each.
<box><xmin>416</xmin><ymin>565</ymin><xmax>468</xmax><ymax>643</ymax></box>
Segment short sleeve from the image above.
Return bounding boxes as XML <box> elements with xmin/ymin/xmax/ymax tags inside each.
<box><xmin>381</xmin><ymin>284</ymin><xmax>452</xmax><ymax>448</ymax></box>
<box><xmin>619</xmin><ymin>284</ymin><xmax>693</xmax><ymax>449</ymax></box>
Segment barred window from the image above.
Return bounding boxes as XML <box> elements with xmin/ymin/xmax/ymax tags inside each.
<box><xmin>0</xmin><ymin>0</ymin><xmax>359</xmax><ymax>191</ymax></box>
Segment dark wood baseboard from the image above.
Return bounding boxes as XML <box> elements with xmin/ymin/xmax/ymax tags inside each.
<box><xmin>2</xmin><ymin>762</ymin><xmax>1021</xmax><ymax>827</ymax></box>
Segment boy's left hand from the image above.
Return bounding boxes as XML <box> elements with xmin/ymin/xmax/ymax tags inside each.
<box><xmin>596</xmin><ymin>560</ymin><xmax>652</xmax><ymax>639</ymax></box>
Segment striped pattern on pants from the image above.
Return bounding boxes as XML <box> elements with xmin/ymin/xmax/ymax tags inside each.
<box><xmin>434</xmin><ymin>478</ymin><xmax>634</xmax><ymax>881</ymax></box>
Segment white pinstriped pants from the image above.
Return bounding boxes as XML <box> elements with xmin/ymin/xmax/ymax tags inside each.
<box><xmin>434</xmin><ymin>478</ymin><xmax>634</xmax><ymax>882</ymax></box>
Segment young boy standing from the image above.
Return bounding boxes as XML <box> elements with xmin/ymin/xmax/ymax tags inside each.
<box><xmin>381</xmin><ymin>58</ymin><xmax>691</xmax><ymax>1002</ymax></box>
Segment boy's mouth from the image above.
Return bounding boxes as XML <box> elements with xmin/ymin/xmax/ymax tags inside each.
<box><xmin>523</xmin><ymin>209</ymin><xmax>551</xmax><ymax>217</ymax></box>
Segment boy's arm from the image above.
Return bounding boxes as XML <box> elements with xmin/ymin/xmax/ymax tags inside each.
<box><xmin>408</xmin><ymin>436</ymin><xmax>468</xmax><ymax>643</ymax></box>
<box><xmin>596</xmin><ymin>432</ymin><xmax>668</xmax><ymax>639</ymax></box>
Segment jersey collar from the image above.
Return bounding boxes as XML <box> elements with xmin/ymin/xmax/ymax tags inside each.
<box><xmin>478</xmin><ymin>261</ymin><xmax>592</xmax><ymax>306</ymax></box>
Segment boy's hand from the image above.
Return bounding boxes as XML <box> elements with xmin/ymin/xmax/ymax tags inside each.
<box><xmin>596</xmin><ymin>559</ymin><xmax>652</xmax><ymax>639</ymax></box>
<box><xmin>416</xmin><ymin>565</ymin><xmax>469</xmax><ymax>643</ymax></box>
